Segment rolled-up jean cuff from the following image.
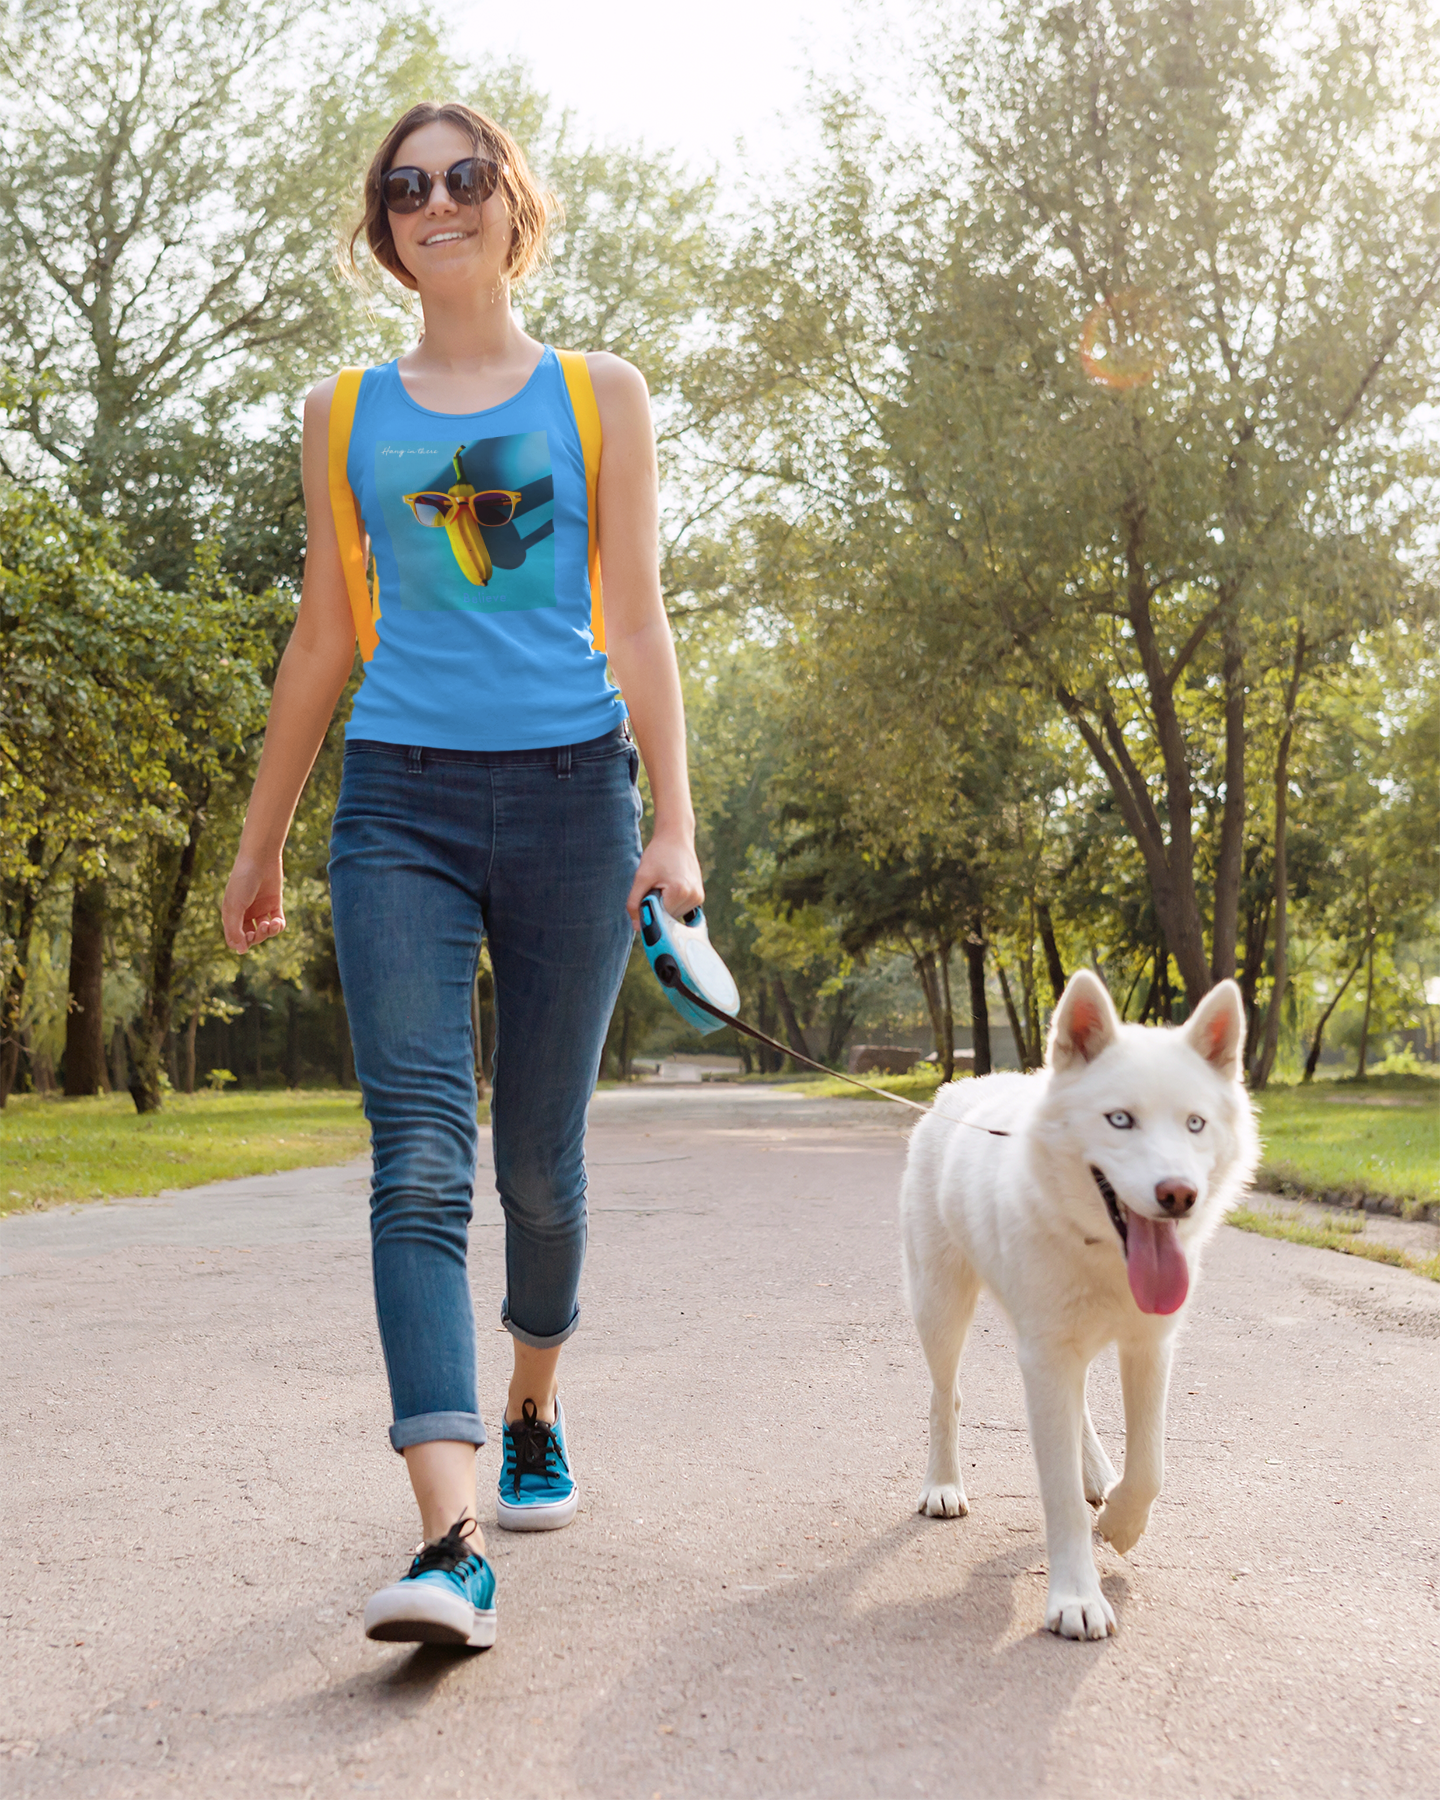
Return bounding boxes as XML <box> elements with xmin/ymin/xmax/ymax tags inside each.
<box><xmin>388</xmin><ymin>1411</ymin><xmax>488</xmax><ymax>1455</ymax></box>
<box><xmin>500</xmin><ymin>1296</ymin><xmax>580</xmax><ymax>1350</ymax></box>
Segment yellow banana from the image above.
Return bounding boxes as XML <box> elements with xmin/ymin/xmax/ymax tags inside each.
<box><xmin>443</xmin><ymin>448</ymin><xmax>492</xmax><ymax>586</ymax></box>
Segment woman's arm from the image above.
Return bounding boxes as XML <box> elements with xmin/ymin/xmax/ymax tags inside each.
<box><xmin>220</xmin><ymin>378</ymin><xmax>360</xmax><ymax>953</ymax></box>
<box><xmin>588</xmin><ymin>354</ymin><xmax>704</xmax><ymax>927</ymax></box>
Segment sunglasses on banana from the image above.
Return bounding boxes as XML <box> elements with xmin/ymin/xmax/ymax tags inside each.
<box><xmin>401</xmin><ymin>488</ymin><xmax>523</xmax><ymax>529</ymax></box>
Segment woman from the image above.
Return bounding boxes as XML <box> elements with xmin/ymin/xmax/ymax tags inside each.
<box><xmin>221</xmin><ymin>101</ymin><xmax>702</xmax><ymax>1650</ymax></box>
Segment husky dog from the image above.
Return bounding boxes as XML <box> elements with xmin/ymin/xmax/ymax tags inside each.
<box><xmin>900</xmin><ymin>970</ymin><xmax>1258</xmax><ymax>1640</ymax></box>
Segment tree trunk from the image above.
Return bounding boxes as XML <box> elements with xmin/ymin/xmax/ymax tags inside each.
<box><xmin>1238</xmin><ymin>883</ymin><xmax>1272</xmax><ymax>1061</ymax></box>
<box><xmin>1037</xmin><ymin>901</ymin><xmax>1066</xmax><ymax>1005</ymax></box>
<box><xmin>285</xmin><ymin>991</ymin><xmax>300</xmax><ymax>1088</ymax></box>
<box><xmin>937</xmin><ymin>942</ymin><xmax>956</xmax><ymax>1082</ymax></box>
<box><xmin>995</xmin><ymin>957</ymin><xmax>1034</xmax><ymax>1071</ymax></box>
<box><xmin>1253</xmin><ymin>629</ymin><xmax>1304</xmax><ymax>1090</ymax></box>
<box><xmin>823</xmin><ymin>984</ymin><xmax>857</xmax><ymax>1067</ymax></box>
<box><xmin>1</xmin><ymin>852</ymin><xmax>44</xmax><ymax>1108</ymax></box>
<box><xmin>1020</xmin><ymin>942</ymin><xmax>1043</xmax><ymax>1065</ymax></box>
<box><xmin>1302</xmin><ymin>950</ymin><xmax>1364</xmax><ymax>1081</ymax></box>
<box><xmin>755</xmin><ymin>983</ymin><xmax>778</xmax><ymax>1074</ymax></box>
<box><xmin>109</xmin><ymin>1019</ymin><xmax>130</xmax><ymax>1093</ymax></box>
<box><xmin>1056</xmin><ymin>570</ymin><xmax>1217</xmax><ymax>1006</ymax></box>
<box><xmin>1210</xmin><ymin>615</ymin><xmax>1246</xmax><ymax>983</ymax></box>
<box><xmin>64</xmin><ymin>874</ymin><xmax>108</xmax><ymax>1096</ymax></box>
<box><xmin>128</xmin><ymin>796</ymin><xmax>206</xmax><ymax>1113</ymax></box>
<box><xmin>183</xmin><ymin>1012</ymin><xmax>198</xmax><ymax>1094</ymax></box>
<box><xmin>1355</xmin><ymin>920</ymin><xmax>1377</xmax><ymax>1081</ymax></box>
<box><xmin>965</xmin><ymin>920</ymin><xmax>991</xmax><ymax>1077</ymax></box>
<box><xmin>770</xmin><ymin>973</ymin><xmax>811</xmax><ymax>1067</ymax></box>
<box><xmin>335</xmin><ymin>1001</ymin><xmax>355</xmax><ymax>1087</ymax></box>
<box><xmin>905</xmin><ymin>941</ymin><xmax>945</xmax><ymax>1069</ymax></box>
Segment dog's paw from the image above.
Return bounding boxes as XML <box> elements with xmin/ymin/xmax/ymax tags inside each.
<box><xmin>1095</xmin><ymin>1485</ymin><xmax>1153</xmax><ymax>1557</ymax></box>
<box><xmin>1045</xmin><ymin>1585</ymin><xmax>1116</xmax><ymax>1641</ymax></box>
<box><xmin>918</xmin><ymin>1482</ymin><xmax>969</xmax><ymax>1519</ymax></box>
<box><xmin>1083</xmin><ymin>1448</ymin><xmax>1119</xmax><ymax>1508</ymax></box>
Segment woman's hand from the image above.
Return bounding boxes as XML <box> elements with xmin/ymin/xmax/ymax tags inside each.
<box><xmin>222</xmin><ymin>855</ymin><xmax>287</xmax><ymax>954</ymax></box>
<box><xmin>626</xmin><ymin>826</ymin><xmax>703</xmax><ymax>929</ymax></box>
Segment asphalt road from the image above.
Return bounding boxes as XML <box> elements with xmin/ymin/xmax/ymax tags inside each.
<box><xmin>3</xmin><ymin>1086</ymin><xmax>1438</xmax><ymax>1799</ymax></box>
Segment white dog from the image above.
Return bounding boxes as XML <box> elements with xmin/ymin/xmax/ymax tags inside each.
<box><xmin>899</xmin><ymin>970</ymin><xmax>1258</xmax><ymax>1640</ymax></box>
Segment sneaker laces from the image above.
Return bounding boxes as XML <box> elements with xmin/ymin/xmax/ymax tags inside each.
<box><xmin>507</xmin><ymin>1398</ymin><xmax>562</xmax><ymax>1490</ymax></box>
<box><xmin>408</xmin><ymin>1515</ymin><xmax>480</xmax><ymax>1578</ymax></box>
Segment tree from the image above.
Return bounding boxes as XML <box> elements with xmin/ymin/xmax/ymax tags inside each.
<box><xmin>120</xmin><ymin>547</ymin><xmax>286</xmax><ymax>1111</ymax></box>
<box><xmin>711</xmin><ymin>0</ymin><xmax>1440</xmax><ymax>1008</ymax></box>
<box><xmin>0</xmin><ymin>481</ymin><xmax>180</xmax><ymax>1103</ymax></box>
<box><xmin>0</xmin><ymin>0</ymin><xmax>452</xmax><ymax>1089</ymax></box>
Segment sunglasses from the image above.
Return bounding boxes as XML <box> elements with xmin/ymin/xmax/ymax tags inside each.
<box><xmin>381</xmin><ymin>156</ymin><xmax>500</xmax><ymax>214</ymax></box>
<box><xmin>402</xmin><ymin>487</ymin><xmax>523</xmax><ymax>529</ymax></box>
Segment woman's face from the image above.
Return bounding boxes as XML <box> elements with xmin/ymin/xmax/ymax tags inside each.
<box><xmin>385</xmin><ymin>120</ymin><xmax>511</xmax><ymax>293</ymax></box>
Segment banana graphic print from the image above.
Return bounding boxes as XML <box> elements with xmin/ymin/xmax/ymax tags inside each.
<box><xmin>443</xmin><ymin>447</ymin><xmax>493</xmax><ymax>586</ymax></box>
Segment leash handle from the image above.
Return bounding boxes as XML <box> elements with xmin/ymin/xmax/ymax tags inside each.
<box><xmin>644</xmin><ymin>909</ymin><xmax>1010</xmax><ymax>1133</ymax></box>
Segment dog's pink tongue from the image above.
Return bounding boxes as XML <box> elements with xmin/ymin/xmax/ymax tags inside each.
<box><xmin>1125</xmin><ymin>1214</ymin><xmax>1189</xmax><ymax>1314</ymax></box>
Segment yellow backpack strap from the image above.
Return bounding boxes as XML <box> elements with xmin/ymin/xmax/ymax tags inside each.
<box><xmin>556</xmin><ymin>349</ymin><xmax>604</xmax><ymax>652</ymax></box>
<box><xmin>326</xmin><ymin>367</ymin><xmax>379</xmax><ymax>662</ymax></box>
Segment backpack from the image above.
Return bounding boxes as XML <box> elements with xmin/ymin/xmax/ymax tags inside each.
<box><xmin>325</xmin><ymin>351</ymin><xmax>604</xmax><ymax>663</ymax></box>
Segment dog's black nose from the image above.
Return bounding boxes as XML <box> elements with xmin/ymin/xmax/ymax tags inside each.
<box><xmin>1155</xmin><ymin>1179</ymin><xmax>1197</xmax><ymax>1216</ymax></box>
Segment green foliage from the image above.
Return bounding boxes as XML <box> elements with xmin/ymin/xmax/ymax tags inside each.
<box><xmin>0</xmin><ymin>483</ymin><xmax>179</xmax><ymax>881</ymax></box>
<box><xmin>1</xmin><ymin>0</ymin><xmax>1435</xmax><ymax>1156</ymax></box>
<box><xmin>705</xmin><ymin>0</ymin><xmax>1440</xmax><ymax>1009</ymax></box>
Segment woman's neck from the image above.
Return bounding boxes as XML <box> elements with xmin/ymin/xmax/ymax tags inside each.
<box><xmin>399</xmin><ymin>278</ymin><xmax>544</xmax><ymax>412</ymax></box>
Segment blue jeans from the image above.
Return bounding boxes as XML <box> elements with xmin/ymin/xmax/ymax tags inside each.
<box><xmin>329</xmin><ymin>728</ymin><xmax>641</xmax><ymax>1453</ymax></box>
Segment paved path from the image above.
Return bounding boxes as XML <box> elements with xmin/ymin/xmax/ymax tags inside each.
<box><xmin>3</xmin><ymin>1087</ymin><xmax>1438</xmax><ymax>1799</ymax></box>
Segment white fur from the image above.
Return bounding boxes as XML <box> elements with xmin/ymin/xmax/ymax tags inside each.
<box><xmin>899</xmin><ymin>972</ymin><xmax>1258</xmax><ymax>1641</ymax></box>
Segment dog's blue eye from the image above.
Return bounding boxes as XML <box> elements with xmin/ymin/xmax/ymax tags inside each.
<box><xmin>1105</xmin><ymin>1110</ymin><xmax>1134</xmax><ymax>1129</ymax></box>
<box><xmin>1187</xmin><ymin>1114</ymin><xmax>1205</xmax><ymax>1133</ymax></box>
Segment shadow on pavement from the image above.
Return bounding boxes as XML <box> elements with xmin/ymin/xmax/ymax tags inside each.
<box><xmin>573</xmin><ymin>1514</ymin><xmax>1129</xmax><ymax>1798</ymax></box>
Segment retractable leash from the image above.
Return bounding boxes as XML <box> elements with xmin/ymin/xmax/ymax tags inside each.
<box><xmin>637</xmin><ymin>891</ymin><xmax>1011</xmax><ymax>1133</ymax></box>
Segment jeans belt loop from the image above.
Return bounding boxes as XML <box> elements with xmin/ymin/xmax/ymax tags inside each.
<box><xmin>407</xmin><ymin>746</ymin><xmax>423</xmax><ymax>775</ymax></box>
<box><xmin>557</xmin><ymin>744</ymin><xmax>573</xmax><ymax>780</ymax></box>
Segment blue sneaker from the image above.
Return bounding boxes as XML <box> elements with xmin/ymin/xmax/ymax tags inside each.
<box><xmin>497</xmin><ymin>1398</ymin><xmax>578</xmax><ymax>1531</ymax></box>
<box><xmin>363</xmin><ymin>1516</ymin><xmax>496</xmax><ymax>1648</ymax></box>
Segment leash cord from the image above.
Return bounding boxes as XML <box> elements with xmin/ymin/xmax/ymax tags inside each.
<box><xmin>654</xmin><ymin>960</ymin><xmax>1010</xmax><ymax>1133</ymax></box>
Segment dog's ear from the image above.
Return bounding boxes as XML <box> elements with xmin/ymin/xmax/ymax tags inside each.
<box><xmin>1182</xmin><ymin>979</ymin><xmax>1246</xmax><ymax>1080</ymax></box>
<box><xmin>1047</xmin><ymin>970</ymin><xmax>1120</xmax><ymax>1071</ymax></box>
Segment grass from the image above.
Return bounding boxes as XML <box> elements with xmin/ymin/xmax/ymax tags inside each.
<box><xmin>1252</xmin><ymin>1074</ymin><xmax>1438</xmax><ymax>1216</ymax></box>
<box><xmin>1228</xmin><ymin>1203</ymin><xmax>1440</xmax><ymax>1285</ymax></box>
<box><xmin>0</xmin><ymin>1089</ymin><xmax>375</xmax><ymax>1216</ymax></box>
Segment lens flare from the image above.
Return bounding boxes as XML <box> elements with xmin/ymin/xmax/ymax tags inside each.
<box><xmin>1079</xmin><ymin>289</ymin><xmax>1177</xmax><ymax>389</ymax></box>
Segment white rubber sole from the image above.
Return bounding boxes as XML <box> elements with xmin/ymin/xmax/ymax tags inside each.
<box><xmin>363</xmin><ymin>1581</ymin><xmax>496</xmax><ymax>1648</ymax></box>
<box><xmin>495</xmin><ymin>1485</ymin><xmax>579</xmax><ymax>1532</ymax></box>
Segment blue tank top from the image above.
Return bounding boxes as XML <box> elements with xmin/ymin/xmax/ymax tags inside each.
<box><xmin>342</xmin><ymin>349</ymin><xmax>625</xmax><ymax>750</ymax></box>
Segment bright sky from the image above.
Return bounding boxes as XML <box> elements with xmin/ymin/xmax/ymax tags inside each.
<box><xmin>450</xmin><ymin>0</ymin><xmax>917</xmax><ymax>181</ymax></box>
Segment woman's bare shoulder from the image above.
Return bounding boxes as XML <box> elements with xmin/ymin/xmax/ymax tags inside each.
<box><xmin>303</xmin><ymin>372</ymin><xmax>343</xmax><ymax>425</ymax></box>
<box><xmin>584</xmin><ymin>352</ymin><xmax>649</xmax><ymax>404</ymax></box>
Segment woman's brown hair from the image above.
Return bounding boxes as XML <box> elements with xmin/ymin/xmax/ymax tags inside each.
<box><xmin>351</xmin><ymin>101</ymin><xmax>555</xmax><ymax>290</ymax></box>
